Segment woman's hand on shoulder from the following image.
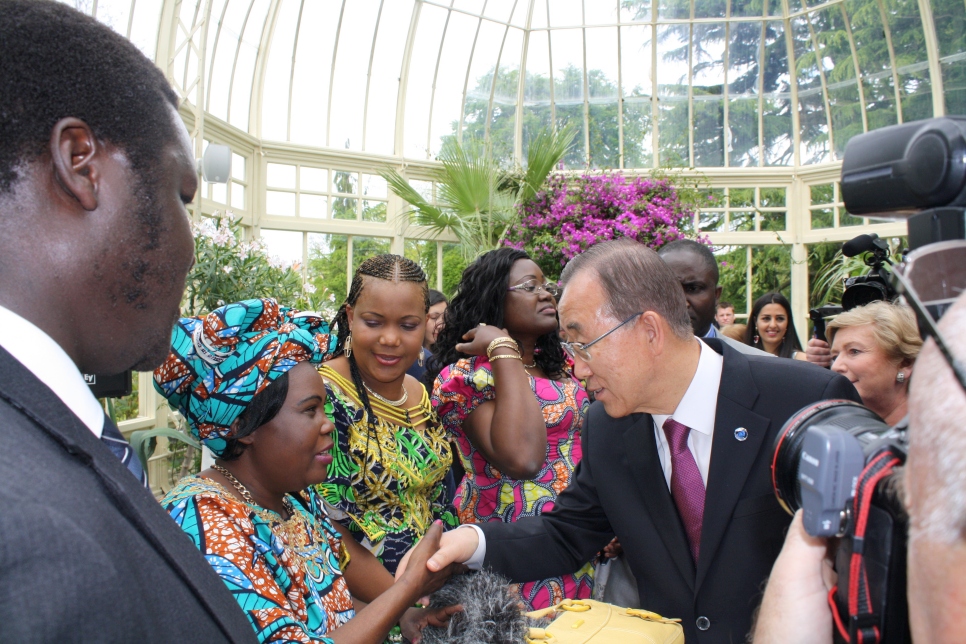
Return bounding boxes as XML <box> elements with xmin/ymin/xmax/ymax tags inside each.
<box><xmin>455</xmin><ymin>324</ymin><xmax>514</xmax><ymax>358</ymax></box>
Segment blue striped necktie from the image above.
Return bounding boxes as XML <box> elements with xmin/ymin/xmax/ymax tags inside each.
<box><xmin>100</xmin><ymin>413</ymin><xmax>148</xmax><ymax>488</ymax></box>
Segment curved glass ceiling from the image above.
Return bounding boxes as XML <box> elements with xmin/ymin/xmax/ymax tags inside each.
<box><xmin>67</xmin><ymin>0</ymin><xmax>966</xmax><ymax>169</ymax></box>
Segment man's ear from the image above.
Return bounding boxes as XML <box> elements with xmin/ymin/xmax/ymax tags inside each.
<box><xmin>639</xmin><ymin>311</ymin><xmax>665</xmax><ymax>353</ymax></box>
<box><xmin>50</xmin><ymin>117</ymin><xmax>101</xmax><ymax>212</ymax></box>
<box><xmin>714</xmin><ymin>284</ymin><xmax>723</xmax><ymax>304</ymax></box>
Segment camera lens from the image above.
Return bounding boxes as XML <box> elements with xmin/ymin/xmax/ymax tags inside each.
<box><xmin>771</xmin><ymin>400</ymin><xmax>886</xmax><ymax>516</ymax></box>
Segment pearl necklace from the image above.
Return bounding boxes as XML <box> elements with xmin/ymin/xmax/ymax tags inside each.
<box><xmin>362</xmin><ymin>380</ymin><xmax>408</xmax><ymax>407</ymax></box>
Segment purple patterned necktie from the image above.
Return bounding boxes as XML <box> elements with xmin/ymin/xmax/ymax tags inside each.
<box><xmin>662</xmin><ymin>417</ymin><xmax>706</xmax><ymax>562</ymax></box>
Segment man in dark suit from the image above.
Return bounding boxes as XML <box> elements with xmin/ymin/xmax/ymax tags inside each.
<box><xmin>0</xmin><ymin>2</ymin><xmax>254</xmax><ymax>641</ymax></box>
<box><xmin>401</xmin><ymin>239</ymin><xmax>860</xmax><ymax>643</ymax></box>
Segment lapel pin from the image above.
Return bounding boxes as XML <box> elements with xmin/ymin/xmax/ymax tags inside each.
<box><xmin>734</xmin><ymin>427</ymin><xmax>749</xmax><ymax>442</ymax></box>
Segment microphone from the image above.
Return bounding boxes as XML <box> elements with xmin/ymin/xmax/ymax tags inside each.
<box><xmin>842</xmin><ymin>233</ymin><xmax>885</xmax><ymax>257</ymax></box>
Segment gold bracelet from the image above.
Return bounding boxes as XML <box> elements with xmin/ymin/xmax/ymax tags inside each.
<box><xmin>489</xmin><ymin>353</ymin><xmax>523</xmax><ymax>362</ymax></box>
<box><xmin>486</xmin><ymin>337</ymin><xmax>520</xmax><ymax>359</ymax></box>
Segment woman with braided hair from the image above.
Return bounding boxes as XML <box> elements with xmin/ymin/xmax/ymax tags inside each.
<box><xmin>314</xmin><ymin>254</ymin><xmax>458</xmax><ymax>580</ymax></box>
<box><xmin>428</xmin><ymin>248</ymin><xmax>595</xmax><ymax>611</ymax></box>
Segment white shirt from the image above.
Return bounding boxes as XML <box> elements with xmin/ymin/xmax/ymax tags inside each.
<box><xmin>462</xmin><ymin>337</ymin><xmax>724</xmax><ymax>569</ymax></box>
<box><xmin>0</xmin><ymin>304</ymin><xmax>105</xmax><ymax>438</ymax></box>
<box><xmin>651</xmin><ymin>338</ymin><xmax>723</xmax><ymax>488</ymax></box>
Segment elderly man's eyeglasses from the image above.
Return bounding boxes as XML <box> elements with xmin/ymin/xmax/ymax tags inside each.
<box><xmin>561</xmin><ymin>312</ymin><xmax>643</xmax><ymax>362</ymax></box>
<box><xmin>508</xmin><ymin>279</ymin><xmax>561</xmax><ymax>299</ymax></box>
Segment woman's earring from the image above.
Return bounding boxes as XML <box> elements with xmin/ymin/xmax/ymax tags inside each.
<box><xmin>344</xmin><ymin>334</ymin><xmax>353</xmax><ymax>358</ymax></box>
<box><xmin>753</xmin><ymin>334</ymin><xmax>760</xmax><ymax>345</ymax></box>
<box><xmin>418</xmin><ymin>348</ymin><xmax>425</xmax><ymax>367</ymax></box>
<box><xmin>896</xmin><ymin>372</ymin><xmax>906</xmax><ymax>383</ymax></box>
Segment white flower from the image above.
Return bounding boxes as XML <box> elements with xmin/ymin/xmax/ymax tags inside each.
<box><xmin>303</xmin><ymin>282</ymin><xmax>317</xmax><ymax>294</ymax></box>
<box><xmin>268</xmin><ymin>255</ymin><xmax>284</xmax><ymax>269</ymax></box>
<box><xmin>328</xmin><ymin>293</ymin><xmax>336</xmax><ymax>302</ymax></box>
<box><xmin>212</xmin><ymin>230</ymin><xmax>232</xmax><ymax>246</ymax></box>
<box><xmin>222</xmin><ymin>265</ymin><xmax>233</xmax><ymax>274</ymax></box>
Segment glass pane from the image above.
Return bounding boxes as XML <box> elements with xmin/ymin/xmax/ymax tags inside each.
<box><xmin>761</xmin><ymin>211</ymin><xmax>786</xmax><ymax>231</ymax></box>
<box><xmin>300</xmin><ymin>194</ymin><xmax>328</xmax><ymax>219</ymax></box>
<box><xmin>259</xmin><ymin>229</ymin><xmax>303</xmax><ymax>267</ymax></box>
<box><xmin>552</xmin><ymin>28</ymin><xmax>587</xmax><ymax>167</ymax></box>
<box><xmin>405</xmin><ymin>239</ymin><xmax>439</xmax><ymax>288</ymax></box>
<box><xmin>231</xmin><ymin>153</ymin><xmax>246</xmax><ymax>181</ymax></box>
<box><xmin>729</xmin><ymin>98</ymin><xmax>760</xmax><ymax>166</ymax></box>
<box><xmin>460</xmin><ymin>20</ymin><xmax>505</xmax><ymax>146</ymax></box>
<box><xmin>129</xmin><ymin>0</ymin><xmax>164</xmax><ymax>60</ymax></box>
<box><xmin>266</xmin><ymin>191</ymin><xmax>296</xmax><ymax>216</ymax></box>
<box><xmin>301</xmin><ymin>167</ymin><xmax>328</xmax><ymax>193</ymax></box>
<box><xmin>332</xmin><ymin>171</ymin><xmax>358</xmax><ymax>194</ymax></box>
<box><xmin>228</xmin><ymin>0</ymin><xmax>270</xmax><ymax>130</ymax></box>
<box><xmin>289</xmin><ymin>1</ymin><xmax>339</xmax><ymax>147</ymax></box>
<box><xmin>810</xmin><ymin>183</ymin><xmax>834</xmax><ymax>205</ymax></box>
<box><xmin>811</xmin><ymin>208</ymin><xmax>834</xmax><ymax>228</ymax></box>
<box><xmin>695</xmin><ymin>0</ymin><xmax>726</xmax><ymax>19</ymax></box>
<box><xmin>489</xmin><ymin>27</ymin><xmax>523</xmax><ymax>166</ymax></box>
<box><xmin>656</xmin><ymin>24</ymin><xmax>689</xmax><ymax>97</ymax></box>
<box><xmin>622</xmin><ymin>100</ymin><xmax>654</xmax><ymax>168</ymax></box>
<box><xmin>308</xmin><ymin>233</ymin><xmax>349</xmax><ymax>311</ymax></box>
<box><xmin>403</xmin><ymin>3</ymin><xmax>448</xmax><ymax>158</ymax></box>
<box><xmin>330</xmin><ymin>0</ymin><xmax>380</xmax><ymax>151</ymax></box>
<box><xmin>410</xmin><ymin>180</ymin><xmax>434</xmax><ymax>202</ymax></box>
<box><xmin>429</xmin><ymin>11</ymin><xmax>479</xmax><ymax>157</ymax></box>
<box><xmin>693</xmin><ymin>97</ymin><xmax>724</xmax><ymax>167</ymax></box>
<box><xmin>332</xmin><ymin>197</ymin><xmax>358</xmax><ymax>220</ymax></box>
<box><xmin>230</xmin><ymin>182</ymin><xmax>245</xmax><ymax>210</ymax></box>
<box><xmin>700</xmin><ymin>210</ymin><xmax>725</xmax><ymax>232</ymax></box>
<box><xmin>657</xmin><ymin>98</ymin><xmax>689</xmax><ymax>166</ymax></box>
<box><xmin>620</xmin><ymin>0</ymin><xmax>650</xmax><ymax>22</ymax></box>
<box><xmin>584</xmin><ymin>0</ymin><xmax>619</xmax><ymax>25</ymax></box>
<box><xmin>260</xmin><ymin>0</ymin><xmax>300</xmax><ymax>141</ymax></box>
<box><xmin>549</xmin><ymin>0</ymin><xmax>582</xmax><ymax>26</ymax></box>
<box><xmin>267</xmin><ymin>163</ymin><xmax>297</xmax><ymax>189</ymax></box>
<box><xmin>351</xmin><ymin>236</ymin><xmax>392</xmax><ymax>272</ymax></box>
<box><xmin>729</xmin><ymin>210</ymin><xmax>755</xmax><ymax>231</ymax></box>
<box><xmin>586</xmin><ymin>28</ymin><xmax>620</xmax><ymax>168</ymax></box>
<box><xmin>750</xmin><ymin>245</ymin><xmax>791</xmax><ymax>302</ymax></box>
<box><xmin>658</xmin><ymin>0</ymin><xmax>690</xmax><ymax>21</ymax></box>
<box><xmin>361</xmin><ymin>200</ymin><xmax>387</xmax><ymax>222</ymax></box>
<box><xmin>841</xmin><ymin>211</ymin><xmax>865</xmax><ymax>226</ymax></box>
<box><xmin>365</xmin><ymin>0</ymin><xmax>413</xmax><ymax>155</ymax></box>
<box><xmin>760</xmin><ymin>187</ymin><xmax>785</xmax><ymax>207</ymax></box>
<box><xmin>943</xmin><ymin>59</ymin><xmax>966</xmax><ymax>116</ymax></box>
<box><xmin>522</xmin><ymin>29</ymin><xmax>554</xmax><ymax>161</ymax></box>
<box><xmin>730</xmin><ymin>188</ymin><xmax>754</xmax><ymax>207</ymax></box>
<box><xmin>211</xmin><ymin>182</ymin><xmax>227</xmax><ymax>204</ymax></box>
<box><xmin>361</xmin><ymin>174</ymin><xmax>388</xmax><ymax>199</ymax></box>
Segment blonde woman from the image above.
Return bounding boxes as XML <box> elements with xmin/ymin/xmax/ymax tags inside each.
<box><xmin>827</xmin><ymin>301</ymin><xmax>923</xmax><ymax>424</ymax></box>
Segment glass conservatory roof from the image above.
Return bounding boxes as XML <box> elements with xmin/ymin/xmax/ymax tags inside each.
<box><xmin>68</xmin><ymin>0</ymin><xmax>965</xmax><ymax>169</ymax></box>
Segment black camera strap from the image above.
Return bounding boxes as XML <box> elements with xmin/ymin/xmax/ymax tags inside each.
<box><xmin>828</xmin><ymin>446</ymin><xmax>904</xmax><ymax>644</ymax></box>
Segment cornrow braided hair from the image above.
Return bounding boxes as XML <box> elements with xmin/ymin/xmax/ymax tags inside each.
<box><xmin>330</xmin><ymin>254</ymin><xmax>429</xmax><ymax>467</ymax></box>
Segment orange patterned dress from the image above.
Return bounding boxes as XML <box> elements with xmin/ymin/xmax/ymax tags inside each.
<box><xmin>432</xmin><ymin>356</ymin><xmax>595</xmax><ymax>610</ymax></box>
<box><xmin>162</xmin><ymin>476</ymin><xmax>354</xmax><ymax>643</ymax></box>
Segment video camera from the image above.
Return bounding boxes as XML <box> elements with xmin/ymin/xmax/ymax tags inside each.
<box><xmin>774</xmin><ymin>116</ymin><xmax>966</xmax><ymax>644</ymax></box>
<box><xmin>809</xmin><ymin>231</ymin><xmax>899</xmax><ymax>341</ymax></box>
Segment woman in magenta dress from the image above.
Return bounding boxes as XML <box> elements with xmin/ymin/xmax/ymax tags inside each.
<box><xmin>429</xmin><ymin>248</ymin><xmax>594</xmax><ymax>610</ymax></box>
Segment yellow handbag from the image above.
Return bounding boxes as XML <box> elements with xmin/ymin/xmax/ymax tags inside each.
<box><xmin>525</xmin><ymin>599</ymin><xmax>685</xmax><ymax>644</ymax></box>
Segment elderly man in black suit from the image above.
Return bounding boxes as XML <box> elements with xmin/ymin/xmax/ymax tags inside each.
<box><xmin>399</xmin><ymin>238</ymin><xmax>860</xmax><ymax>643</ymax></box>
<box><xmin>0</xmin><ymin>2</ymin><xmax>253</xmax><ymax>641</ymax></box>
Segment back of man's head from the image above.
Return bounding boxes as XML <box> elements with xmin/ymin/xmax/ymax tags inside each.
<box><xmin>906</xmin><ymin>291</ymin><xmax>966</xmax><ymax>643</ymax></box>
<box><xmin>561</xmin><ymin>238</ymin><xmax>693</xmax><ymax>340</ymax></box>
<box><xmin>657</xmin><ymin>239</ymin><xmax>720</xmax><ymax>284</ymax></box>
<box><xmin>0</xmin><ymin>0</ymin><xmax>178</xmax><ymax>194</ymax></box>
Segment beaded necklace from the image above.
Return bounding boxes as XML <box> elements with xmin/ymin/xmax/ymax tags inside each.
<box><xmin>320</xmin><ymin>366</ymin><xmax>433</xmax><ymax>429</ymax></box>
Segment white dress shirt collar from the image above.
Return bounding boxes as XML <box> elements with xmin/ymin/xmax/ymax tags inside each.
<box><xmin>0</xmin><ymin>304</ymin><xmax>105</xmax><ymax>437</ymax></box>
<box><xmin>653</xmin><ymin>339</ymin><xmax>724</xmax><ymax>439</ymax></box>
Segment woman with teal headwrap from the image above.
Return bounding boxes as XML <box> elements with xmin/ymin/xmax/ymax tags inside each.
<box><xmin>154</xmin><ymin>299</ymin><xmax>461</xmax><ymax>644</ymax></box>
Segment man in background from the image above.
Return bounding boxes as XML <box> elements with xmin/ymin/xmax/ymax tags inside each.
<box><xmin>0</xmin><ymin>2</ymin><xmax>253</xmax><ymax>640</ymax></box>
<box><xmin>658</xmin><ymin>240</ymin><xmax>768</xmax><ymax>356</ymax></box>
<box><xmin>716</xmin><ymin>301</ymin><xmax>736</xmax><ymax>327</ymax></box>
<box><xmin>753</xmin><ymin>292</ymin><xmax>966</xmax><ymax>643</ymax></box>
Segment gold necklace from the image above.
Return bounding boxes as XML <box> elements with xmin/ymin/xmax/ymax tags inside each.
<box><xmin>362</xmin><ymin>380</ymin><xmax>408</xmax><ymax>407</ymax></box>
<box><xmin>211</xmin><ymin>464</ymin><xmax>295</xmax><ymax>518</ymax></box>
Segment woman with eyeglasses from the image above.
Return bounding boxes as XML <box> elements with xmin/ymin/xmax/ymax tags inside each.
<box><xmin>428</xmin><ymin>248</ymin><xmax>594</xmax><ymax>610</ymax></box>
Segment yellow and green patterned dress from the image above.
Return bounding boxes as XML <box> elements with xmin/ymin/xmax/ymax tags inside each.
<box><xmin>314</xmin><ymin>365</ymin><xmax>458</xmax><ymax>574</ymax></box>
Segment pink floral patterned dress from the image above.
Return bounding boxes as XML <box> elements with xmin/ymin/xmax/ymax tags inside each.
<box><xmin>432</xmin><ymin>356</ymin><xmax>595</xmax><ymax>610</ymax></box>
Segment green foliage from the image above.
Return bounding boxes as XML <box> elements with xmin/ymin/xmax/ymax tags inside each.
<box><xmin>717</xmin><ymin>245</ymin><xmax>794</xmax><ymax>315</ymax></box>
<box><xmin>383</xmin><ymin>126</ymin><xmax>575</xmax><ymax>263</ymax></box>
<box><xmin>129</xmin><ymin>426</ymin><xmax>201</xmax><ymax>472</ymax></box>
<box><xmin>306</xmin><ymin>235</ymin><xmax>391</xmax><ymax>316</ymax></box>
<box><xmin>184</xmin><ymin>212</ymin><xmax>311</xmax><ymax>316</ymax></box>
<box><xmin>810</xmin><ymin>238</ymin><xmax>905</xmax><ymax>307</ymax></box>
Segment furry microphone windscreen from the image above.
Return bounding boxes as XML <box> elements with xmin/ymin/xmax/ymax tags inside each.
<box><xmin>420</xmin><ymin>570</ymin><xmax>530</xmax><ymax>644</ymax></box>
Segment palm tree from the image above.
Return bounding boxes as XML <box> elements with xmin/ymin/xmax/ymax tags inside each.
<box><xmin>382</xmin><ymin>127</ymin><xmax>576</xmax><ymax>261</ymax></box>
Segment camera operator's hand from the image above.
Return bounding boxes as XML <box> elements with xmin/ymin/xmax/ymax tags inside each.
<box><xmin>805</xmin><ymin>338</ymin><xmax>833</xmax><ymax>368</ymax></box>
<box><xmin>753</xmin><ymin>510</ymin><xmax>836</xmax><ymax>644</ymax></box>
